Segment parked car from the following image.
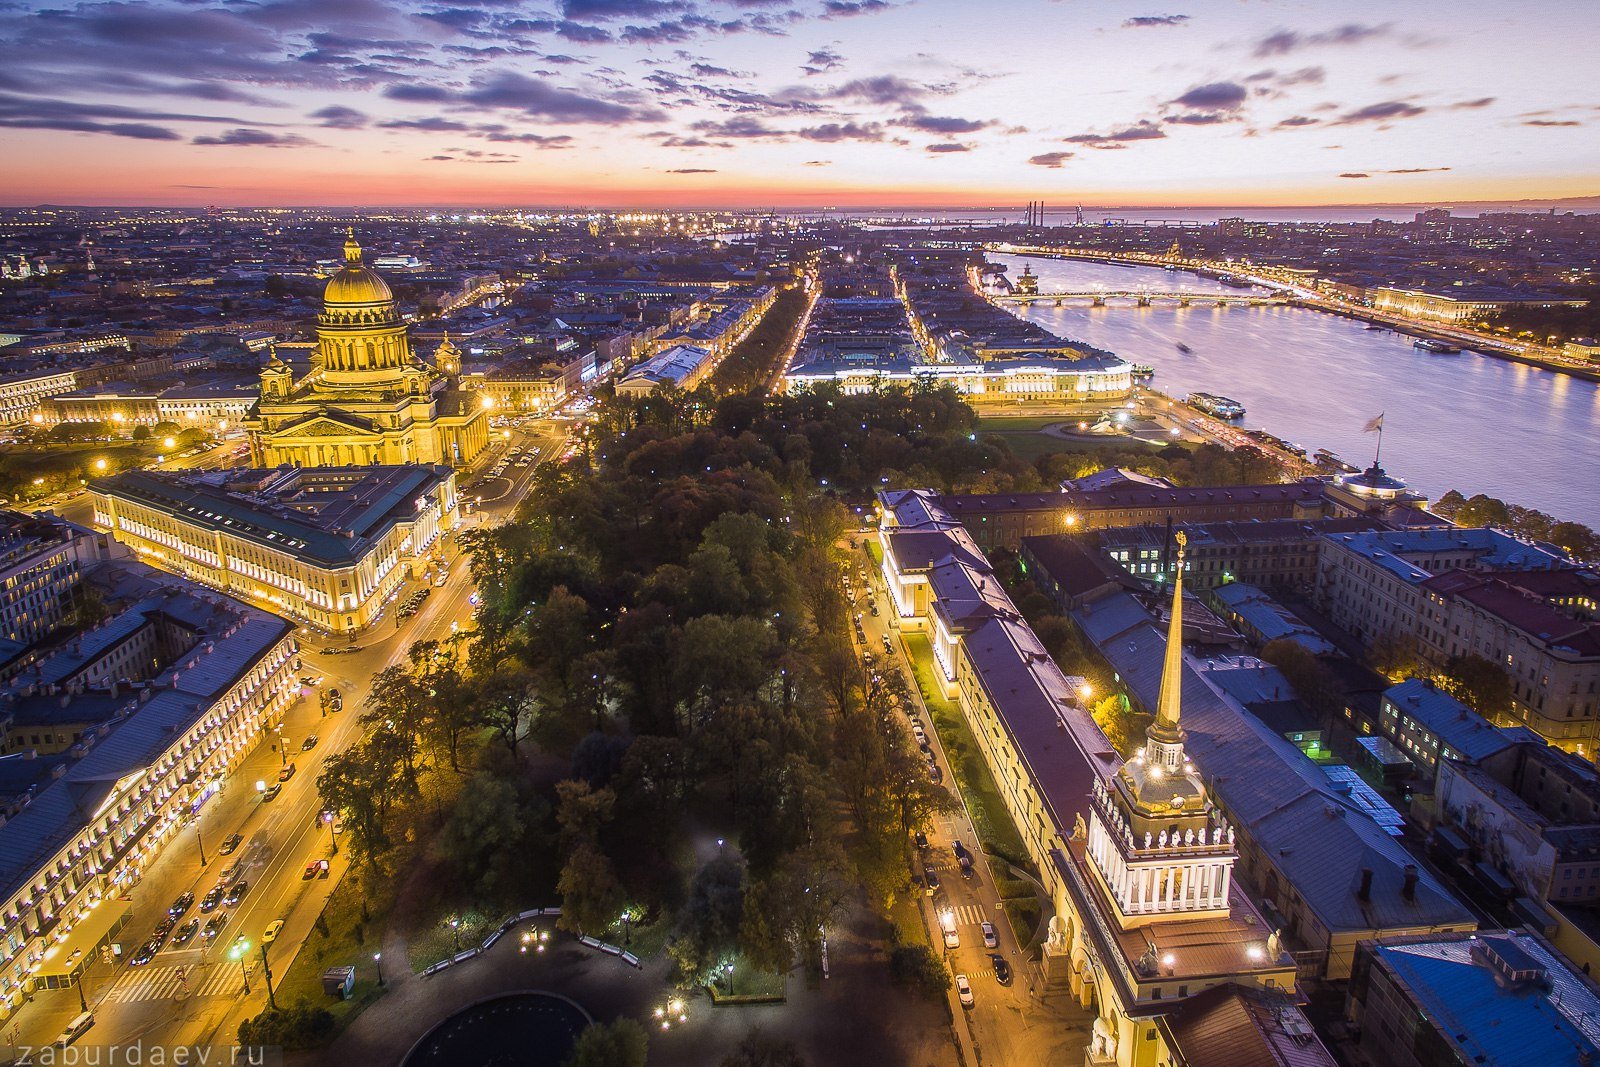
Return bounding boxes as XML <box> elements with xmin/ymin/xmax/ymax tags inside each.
<box><xmin>262</xmin><ymin>919</ymin><xmax>285</xmax><ymax>944</ymax></box>
<box><xmin>991</xmin><ymin>954</ymin><xmax>1012</xmax><ymax>986</ymax></box>
<box><xmin>924</xmin><ymin>866</ymin><xmax>940</xmax><ymax>895</ymax></box>
<box><xmin>304</xmin><ymin>859</ymin><xmax>329</xmax><ymax>880</ymax></box>
<box><xmin>913</xmin><ymin>830</ymin><xmax>928</xmax><ymax>850</ymax></box>
<box><xmin>168</xmin><ymin>892</ymin><xmax>194</xmax><ymax>919</ymax></box>
<box><xmin>301</xmin><ymin>735</ymin><xmax>319</xmax><ymax>751</ymax></box>
<box><xmin>278</xmin><ymin>763</ymin><xmax>296</xmax><ymax>783</ymax></box>
<box><xmin>261</xmin><ymin>783</ymin><xmax>282</xmax><ymax>802</ymax></box>
<box><xmin>218</xmin><ymin>833</ymin><xmax>243</xmax><ymax>856</ymax></box>
<box><xmin>981</xmin><ymin>921</ymin><xmax>998</xmax><ymax>949</ymax></box>
<box><xmin>955</xmin><ymin>974</ymin><xmax>974</xmax><ymax>1007</ymax></box>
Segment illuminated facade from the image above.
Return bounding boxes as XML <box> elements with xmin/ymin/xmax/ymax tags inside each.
<box><xmin>245</xmin><ymin>233</ymin><xmax>489</xmax><ymax>468</ymax></box>
<box><xmin>91</xmin><ymin>464</ymin><xmax>458</xmax><ymax>634</ymax></box>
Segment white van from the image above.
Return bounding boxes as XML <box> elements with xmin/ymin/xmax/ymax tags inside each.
<box><xmin>56</xmin><ymin>1011</ymin><xmax>94</xmax><ymax>1047</ymax></box>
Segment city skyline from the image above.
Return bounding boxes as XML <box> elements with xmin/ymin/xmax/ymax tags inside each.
<box><xmin>2</xmin><ymin>0</ymin><xmax>1596</xmax><ymax>208</ymax></box>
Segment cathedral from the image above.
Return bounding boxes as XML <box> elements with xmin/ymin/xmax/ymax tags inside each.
<box><xmin>245</xmin><ymin>232</ymin><xmax>489</xmax><ymax>468</ymax></box>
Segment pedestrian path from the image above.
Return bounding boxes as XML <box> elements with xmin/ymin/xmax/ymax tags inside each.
<box><xmin>100</xmin><ymin>962</ymin><xmax>242</xmax><ymax>1004</ymax></box>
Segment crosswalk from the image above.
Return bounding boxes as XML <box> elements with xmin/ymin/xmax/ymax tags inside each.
<box><xmin>100</xmin><ymin>961</ymin><xmax>243</xmax><ymax>1004</ymax></box>
<box><xmin>951</xmin><ymin>904</ymin><xmax>988</xmax><ymax>927</ymax></box>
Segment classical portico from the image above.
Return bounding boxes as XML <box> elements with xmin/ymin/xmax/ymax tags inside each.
<box><xmin>245</xmin><ymin>233</ymin><xmax>489</xmax><ymax>468</ymax></box>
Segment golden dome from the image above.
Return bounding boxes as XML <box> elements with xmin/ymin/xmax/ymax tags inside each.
<box><xmin>323</xmin><ymin>229</ymin><xmax>393</xmax><ymax>307</ymax></box>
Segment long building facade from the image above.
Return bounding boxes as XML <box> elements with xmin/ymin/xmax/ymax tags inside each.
<box><xmin>89</xmin><ymin>465</ymin><xmax>458</xmax><ymax>634</ymax></box>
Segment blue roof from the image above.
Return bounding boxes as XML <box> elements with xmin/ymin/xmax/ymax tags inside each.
<box><xmin>1382</xmin><ymin>679</ymin><xmax>1522</xmax><ymax>763</ymax></box>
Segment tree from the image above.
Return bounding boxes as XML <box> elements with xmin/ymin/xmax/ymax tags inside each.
<box><xmin>556</xmin><ymin>841</ymin><xmax>625</xmax><ymax>936</ymax></box>
<box><xmin>236</xmin><ymin>1000</ymin><xmax>335</xmax><ymax>1049</ymax></box>
<box><xmin>563</xmin><ymin>1019</ymin><xmax>648</xmax><ymax>1067</ymax></box>
<box><xmin>437</xmin><ymin>773</ymin><xmax>524</xmax><ymax>892</ymax></box>
<box><xmin>888</xmin><ymin>944</ymin><xmax>950</xmax><ymax>1000</ymax></box>
<box><xmin>670</xmin><ymin>856</ymin><xmax>745</xmax><ymax>985</ymax></box>
<box><xmin>721</xmin><ymin>1030</ymin><xmax>807</xmax><ymax>1067</ymax></box>
<box><xmin>1441</xmin><ymin>654</ymin><xmax>1514</xmax><ymax>721</ymax></box>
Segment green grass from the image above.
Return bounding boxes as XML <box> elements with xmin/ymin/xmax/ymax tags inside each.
<box><xmin>405</xmin><ymin>907</ymin><xmax>502</xmax><ymax>972</ymax></box>
<box><xmin>705</xmin><ymin>956</ymin><xmax>786</xmax><ymax>1002</ymax></box>
<box><xmin>901</xmin><ymin>633</ymin><xmax>1035</xmax><ymax>876</ymax></box>
<box><xmin>865</xmin><ymin>539</ymin><xmax>883</xmax><ymax>567</ymax></box>
<box><xmin>267</xmin><ymin>868</ymin><xmax>393</xmax><ymax>1036</ymax></box>
<box><xmin>1002</xmin><ymin>898</ymin><xmax>1042</xmax><ymax>949</ymax></box>
<box><xmin>974</xmin><ymin>414</ymin><xmax>1073</xmax><ymax>432</ymax></box>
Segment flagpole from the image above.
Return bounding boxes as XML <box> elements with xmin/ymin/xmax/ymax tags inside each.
<box><xmin>1374</xmin><ymin>420</ymin><xmax>1383</xmax><ymax>468</ymax></box>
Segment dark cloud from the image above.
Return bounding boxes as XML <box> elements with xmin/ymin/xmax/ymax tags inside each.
<box><xmin>385</xmin><ymin>84</ymin><xmax>454</xmax><ymax>103</ymax></box>
<box><xmin>899</xmin><ymin>114</ymin><xmax>991</xmax><ymax>134</ymax></box>
<box><xmin>406</xmin><ymin>72</ymin><xmax>664</xmax><ymax>123</ymax></box>
<box><xmin>1248</xmin><ymin>66</ymin><xmax>1325</xmax><ymax>88</ymax></box>
<box><xmin>1066</xmin><ymin>120</ymin><xmax>1166</xmax><ymax>144</ymax></box>
<box><xmin>690</xmin><ymin>63</ymin><xmax>745</xmax><ymax>78</ymax></box>
<box><xmin>0</xmin><ymin>117</ymin><xmax>180</xmax><ymax>139</ymax></box>
<box><xmin>797</xmin><ymin>121</ymin><xmax>883</xmax><ymax>142</ymax></box>
<box><xmin>310</xmin><ymin>105</ymin><xmax>368</xmax><ymax>129</ymax></box>
<box><xmin>1338</xmin><ymin>172</ymin><xmax>1370</xmax><ymax>178</ymax></box>
<box><xmin>1450</xmin><ymin>97</ymin><xmax>1495</xmax><ymax>109</ymax></box>
<box><xmin>802</xmin><ymin>159</ymin><xmax>830</xmax><ymax>166</ymax></box>
<box><xmin>818</xmin><ymin>75</ymin><xmax>931</xmax><ymax>105</ymax></box>
<box><xmin>924</xmin><ymin>142</ymin><xmax>970</xmax><ymax>153</ymax></box>
<box><xmin>690</xmin><ymin>116</ymin><xmax>785</xmax><ymax>138</ymax></box>
<box><xmin>1123</xmin><ymin>14</ymin><xmax>1188</xmax><ymax>27</ymax></box>
<box><xmin>666</xmin><ymin>167</ymin><xmax>717</xmax><ymax>172</ymax></box>
<box><xmin>1253</xmin><ymin>23</ymin><xmax>1391</xmax><ymax>57</ymax></box>
<box><xmin>802</xmin><ymin>47</ymin><xmax>843</xmax><ymax>75</ymax></box>
<box><xmin>1383</xmin><ymin>166</ymin><xmax>1450</xmax><ymax>173</ymax></box>
<box><xmin>1334</xmin><ymin>100</ymin><xmax>1426</xmax><ymax>124</ymax></box>
<box><xmin>1275</xmin><ymin>115</ymin><xmax>1319</xmax><ymax>128</ymax></box>
<box><xmin>479</xmin><ymin>130</ymin><xmax>574</xmax><ymax>146</ymax></box>
<box><xmin>191</xmin><ymin>128</ymin><xmax>311</xmax><ymax>146</ymax></box>
<box><xmin>821</xmin><ymin>0</ymin><xmax>891</xmax><ymax>17</ymax></box>
<box><xmin>649</xmin><ymin>133</ymin><xmax>735</xmax><ymax>147</ymax></box>
<box><xmin>1524</xmin><ymin>119</ymin><xmax>1581</xmax><ymax>127</ymax></box>
<box><xmin>426</xmin><ymin>154</ymin><xmax>455</xmax><ymax>160</ymax></box>
<box><xmin>1028</xmin><ymin>151</ymin><xmax>1073</xmax><ymax>168</ymax></box>
<box><xmin>1164</xmin><ymin>111</ymin><xmax>1231</xmax><ymax>126</ymax></box>
<box><xmin>1170</xmin><ymin>81</ymin><xmax>1248</xmax><ymax>111</ymax></box>
<box><xmin>0</xmin><ymin>92</ymin><xmax>250</xmax><ymax>140</ymax></box>
<box><xmin>560</xmin><ymin>0</ymin><xmax>685</xmax><ymax>22</ymax></box>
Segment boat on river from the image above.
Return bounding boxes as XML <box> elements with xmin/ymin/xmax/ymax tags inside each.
<box><xmin>1187</xmin><ymin>392</ymin><xmax>1246</xmax><ymax>419</ymax></box>
<box><xmin>1413</xmin><ymin>338</ymin><xmax>1462</xmax><ymax>354</ymax></box>
<box><xmin>1131</xmin><ymin>364</ymin><xmax>1155</xmax><ymax>382</ymax></box>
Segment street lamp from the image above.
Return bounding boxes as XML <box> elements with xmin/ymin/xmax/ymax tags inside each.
<box><xmin>255</xmin><ymin>780</ymin><xmax>266</xmax><ymax>801</ymax></box>
<box><xmin>322</xmin><ymin>810</ymin><xmax>339</xmax><ymax>854</ymax></box>
<box><xmin>374</xmin><ymin>952</ymin><xmax>384</xmax><ymax>987</ymax></box>
<box><xmin>196</xmin><ymin>814</ymin><xmax>207</xmax><ymax>868</ymax></box>
<box><xmin>274</xmin><ymin>725</ymin><xmax>286</xmax><ymax>767</ymax></box>
<box><xmin>259</xmin><ymin>942</ymin><xmax>278</xmax><ymax>1010</ymax></box>
<box><xmin>450</xmin><ymin>918</ymin><xmax>461</xmax><ymax>952</ymax></box>
<box><xmin>229</xmin><ymin>938</ymin><xmax>252</xmax><ymax>994</ymax></box>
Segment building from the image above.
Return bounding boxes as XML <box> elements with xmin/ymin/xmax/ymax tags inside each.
<box><xmin>614</xmin><ymin>344</ymin><xmax>717</xmax><ymax>396</ymax></box>
<box><xmin>0</xmin><ymin>513</ymin><xmax>115</xmax><ymax>681</ymax></box>
<box><xmin>879</xmin><ymin>497</ymin><xmax>1305</xmax><ymax>1067</ymax></box>
<box><xmin>244</xmin><ymin>233</ymin><xmax>489</xmax><ymax>468</ymax></box>
<box><xmin>0</xmin><ymin>370</ymin><xmax>78</xmax><ymax>427</ymax></box>
<box><xmin>0</xmin><ymin>559</ymin><xmax>297</xmax><ymax>1016</ymax></box>
<box><xmin>891</xmin><ymin>482</ymin><xmax>1328</xmax><ymax>553</ymax></box>
<box><xmin>1317</xmin><ymin>528</ymin><xmax>1599</xmax><ymax>753</ymax></box>
<box><xmin>1378</xmin><ymin>678</ymin><xmax>1528</xmax><ymax>776</ymax></box>
<box><xmin>1209</xmin><ymin>583</ymin><xmax>1336</xmax><ymax>656</ymax></box>
<box><xmin>1159</xmin><ymin>982</ymin><xmax>1336</xmax><ymax>1067</ymax></box>
<box><xmin>1368</xmin><ymin>285</ymin><xmax>1584</xmax><ymax>324</ymax></box>
<box><xmin>784</xmin><ymin>347</ymin><xmax>1135</xmax><ymax>401</ymax></box>
<box><xmin>90</xmin><ymin>464</ymin><xmax>458</xmax><ymax>634</ymax></box>
<box><xmin>1435</xmin><ymin>740</ymin><xmax>1600</xmax><ymax>908</ymax></box>
<box><xmin>1346</xmin><ymin>931</ymin><xmax>1600</xmax><ymax>1067</ymax></box>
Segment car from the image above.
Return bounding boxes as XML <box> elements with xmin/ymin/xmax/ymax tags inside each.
<box><xmin>924</xmin><ymin>866</ymin><xmax>940</xmax><ymax>894</ymax></box>
<box><xmin>224</xmin><ymin>881</ymin><xmax>249</xmax><ymax>907</ymax></box>
<box><xmin>943</xmin><ymin>926</ymin><xmax>960</xmax><ymax>949</ymax></box>
<box><xmin>153</xmin><ymin>916</ymin><xmax>175</xmax><ymax>940</ymax></box>
<box><xmin>981</xmin><ymin>921</ymin><xmax>997</xmax><ymax>949</ymax></box>
<box><xmin>301</xmin><ymin>735</ymin><xmax>319</xmax><ymax>751</ymax></box>
<box><xmin>170</xmin><ymin>918</ymin><xmax>200</xmax><ymax>946</ymax></box>
<box><xmin>262</xmin><ymin>919</ymin><xmax>285</xmax><ymax>944</ymax></box>
<box><xmin>304</xmin><ymin>858</ymin><xmax>330</xmax><ymax>880</ymax></box>
<box><xmin>882</xmin><ymin>635</ymin><xmax>893</xmax><ymax>654</ymax></box>
<box><xmin>320</xmin><ymin>646</ymin><xmax>340</xmax><ymax>654</ymax></box>
<box><xmin>278</xmin><ymin>763</ymin><xmax>296</xmax><ymax>782</ymax></box>
<box><xmin>168</xmin><ymin>892</ymin><xmax>194</xmax><ymax>919</ymax></box>
<box><xmin>202</xmin><ymin>915</ymin><xmax>227</xmax><ymax>940</ymax></box>
<box><xmin>913</xmin><ymin>830</ymin><xmax>928</xmax><ymax>850</ymax></box>
<box><xmin>927</xmin><ymin>761</ymin><xmax>943</xmax><ymax>784</ymax></box>
<box><xmin>434</xmin><ymin>574</ymin><xmax>448</xmax><ymax>587</ymax></box>
<box><xmin>130</xmin><ymin>939</ymin><xmax>160</xmax><ymax>967</ymax></box>
<box><xmin>218</xmin><ymin>833</ymin><xmax>244</xmax><ymax>856</ymax></box>
<box><xmin>955</xmin><ymin>974</ymin><xmax>973</xmax><ymax>1007</ymax></box>
<box><xmin>199</xmin><ymin>885</ymin><xmax>227</xmax><ymax>913</ymax></box>
<box><xmin>220</xmin><ymin>859</ymin><xmax>242</xmax><ymax>883</ymax></box>
<box><xmin>911</xmin><ymin>724</ymin><xmax>927</xmax><ymax>745</ymax></box>
<box><xmin>261</xmin><ymin>783</ymin><xmax>282</xmax><ymax>802</ymax></box>
<box><xmin>300</xmin><ymin>674</ymin><xmax>323</xmax><ymax>687</ymax></box>
<box><xmin>991</xmin><ymin>954</ymin><xmax>1012</xmax><ymax>986</ymax></box>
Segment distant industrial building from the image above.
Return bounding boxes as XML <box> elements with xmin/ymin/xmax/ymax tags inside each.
<box><xmin>90</xmin><ymin>464</ymin><xmax>458</xmax><ymax>634</ymax></box>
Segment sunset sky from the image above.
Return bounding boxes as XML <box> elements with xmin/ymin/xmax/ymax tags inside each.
<box><xmin>1</xmin><ymin>0</ymin><xmax>1595</xmax><ymax>208</ymax></box>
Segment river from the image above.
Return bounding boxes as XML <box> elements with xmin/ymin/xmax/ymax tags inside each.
<box><xmin>992</xmin><ymin>253</ymin><xmax>1600</xmax><ymax>529</ymax></box>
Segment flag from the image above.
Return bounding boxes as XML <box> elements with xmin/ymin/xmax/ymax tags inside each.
<box><xmin>1363</xmin><ymin>413</ymin><xmax>1385</xmax><ymax>433</ymax></box>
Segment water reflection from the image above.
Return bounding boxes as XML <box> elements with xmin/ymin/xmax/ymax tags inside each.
<box><xmin>993</xmin><ymin>253</ymin><xmax>1600</xmax><ymax>527</ymax></box>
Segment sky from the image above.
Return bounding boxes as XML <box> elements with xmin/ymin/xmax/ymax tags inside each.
<box><xmin>0</xmin><ymin>0</ymin><xmax>1596</xmax><ymax>208</ymax></box>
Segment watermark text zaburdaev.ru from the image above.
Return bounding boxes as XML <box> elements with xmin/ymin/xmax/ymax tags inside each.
<box><xmin>9</xmin><ymin>1043</ymin><xmax>282</xmax><ymax>1066</ymax></box>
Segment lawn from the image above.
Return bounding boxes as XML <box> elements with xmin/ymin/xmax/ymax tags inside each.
<box><xmin>267</xmin><ymin>866</ymin><xmax>394</xmax><ymax>1034</ymax></box>
<box><xmin>900</xmin><ymin>633</ymin><xmax>1034</xmax><ymax>876</ymax></box>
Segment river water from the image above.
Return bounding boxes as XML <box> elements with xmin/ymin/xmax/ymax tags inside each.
<box><xmin>992</xmin><ymin>253</ymin><xmax>1600</xmax><ymax>528</ymax></box>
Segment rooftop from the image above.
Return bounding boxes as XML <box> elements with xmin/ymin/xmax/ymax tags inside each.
<box><xmin>1383</xmin><ymin>678</ymin><xmax>1523</xmax><ymax>764</ymax></box>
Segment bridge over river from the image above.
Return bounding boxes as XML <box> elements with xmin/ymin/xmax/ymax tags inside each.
<box><xmin>993</xmin><ymin>290</ymin><xmax>1291</xmax><ymax>307</ymax></box>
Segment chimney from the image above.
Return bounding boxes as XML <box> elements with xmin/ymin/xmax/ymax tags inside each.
<box><xmin>1402</xmin><ymin>865</ymin><xmax>1418</xmax><ymax>901</ymax></box>
<box><xmin>1358</xmin><ymin>868</ymin><xmax>1374</xmax><ymax>901</ymax></box>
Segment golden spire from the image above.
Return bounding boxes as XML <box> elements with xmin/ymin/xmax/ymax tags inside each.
<box><xmin>1150</xmin><ymin>530</ymin><xmax>1187</xmax><ymax>742</ymax></box>
<box><xmin>343</xmin><ymin>227</ymin><xmax>362</xmax><ymax>266</ymax></box>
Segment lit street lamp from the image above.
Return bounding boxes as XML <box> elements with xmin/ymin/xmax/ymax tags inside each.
<box><xmin>229</xmin><ymin>938</ymin><xmax>252</xmax><ymax>994</ymax></box>
<box><xmin>259</xmin><ymin>942</ymin><xmax>278</xmax><ymax>1010</ymax></box>
<box><xmin>374</xmin><ymin>952</ymin><xmax>384</xmax><ymax>987</ymax></box>
<box><xmin>196</xmin><ymin>814</ymin><xmax>207</xmax><ymax>868</ymax></box>
<box><xmin>450</xmin><ymin>918</ymin><xmax>461</xmax><ymax>952</ymax></box>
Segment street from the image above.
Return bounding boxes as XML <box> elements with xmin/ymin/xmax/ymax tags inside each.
<box><xmin>5</xmin><ymin>408</ymin><xmax>573</xmax><ymax>1057</ymax></box>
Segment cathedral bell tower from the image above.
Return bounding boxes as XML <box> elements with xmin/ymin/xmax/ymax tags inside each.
<box><xmin>1084</xmin><ymin>532</ymin><xmax>1237</xmax><ymax>929</ymax></box>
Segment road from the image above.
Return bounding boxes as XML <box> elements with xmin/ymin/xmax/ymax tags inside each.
<box><xmin>847</xmin><ymin>536</ymin><xmax>1091</xmax><ymax>1067</ymax></box>
<box><xmin>7</xmin><ymin>408</ymin><xmax>575</xmax><ymax>1056</ymax></box>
